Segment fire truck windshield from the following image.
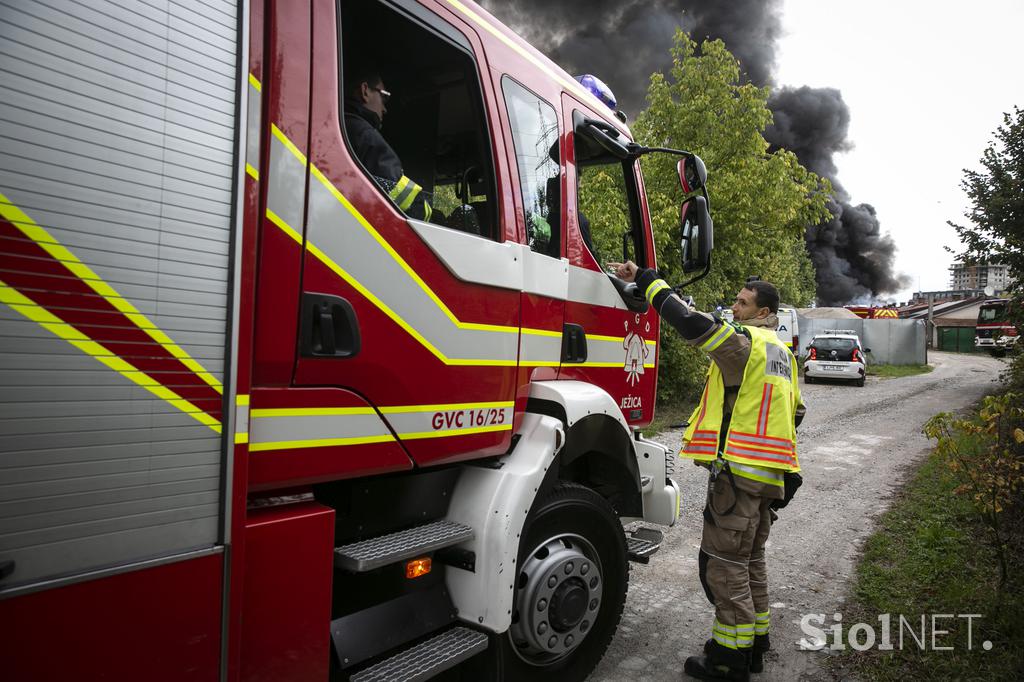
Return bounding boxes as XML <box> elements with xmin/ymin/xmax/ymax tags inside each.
<box><xmin>979</xmin><ymin>305</ymin><xmax>1004</xmax><ymax>322</ymax></box>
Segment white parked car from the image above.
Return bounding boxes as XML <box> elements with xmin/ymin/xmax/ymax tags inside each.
<box><xmin>803</xmin><ymin>330</ymin><xmax>869</xmax><ymax>386</ymax></box>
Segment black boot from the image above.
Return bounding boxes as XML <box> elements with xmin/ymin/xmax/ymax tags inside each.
<box><xmin>749</xmin><ymin>634</ymin><xmax>770</xmax><ymax>673</ymax></box>
<box><xmin>684</xmin><ymin>640</ymin><xmax>750</xmax><ymax>681</ymax></box>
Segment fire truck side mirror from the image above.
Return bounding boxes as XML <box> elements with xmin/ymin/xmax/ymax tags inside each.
<box><xmin>680</xmin><ymin>195</ymin><xmax>713</xmax><ymax>273</ymax></box>
<box><xmin>677</xmin><ymin>155</ymin><xmax>707</xmax><ymax>193</ymax></box>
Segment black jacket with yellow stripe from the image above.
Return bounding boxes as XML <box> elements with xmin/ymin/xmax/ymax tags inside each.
<box><xmin>344</xmin><ymin>101</ymin><xmax>431</xmax><ymax>221</ymax></box>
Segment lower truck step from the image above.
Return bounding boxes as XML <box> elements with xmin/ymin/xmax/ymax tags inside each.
<box><xmin>349</xmin><ymin>626</ymin><xmax>489</xmax><ymax>682</ymax></box>
<box><xmin>626</xmin><ymin>526</ymin><xmax>664</xmax><ymax>564</ymax></box>
<box><xmin>335</xmin><ymin>520</ymin><xmax>474</xmax><ymax>572</ymax></box>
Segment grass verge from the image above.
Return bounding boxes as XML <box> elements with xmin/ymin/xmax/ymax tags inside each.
<box><xmin>867</xmin><ymin>363</ymin><xmax>933</xmax><ymax>378</ymax></box>
<box><xmin>644</xmin><ymin>400</ymin><xmax>695</xmax><ymax>436</ymax></box>
<box><xmin>829</xmin><ymin>447</ymin><xmax>1024</xmax><ymax>680</ymax></box>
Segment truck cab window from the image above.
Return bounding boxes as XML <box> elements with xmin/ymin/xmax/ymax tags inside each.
<box><xmin>502</xmin><ymin>77</ymin><xmax>561</xmax><ymax>258</ymax></box>
<box><xmin>339</xmin><ymin>1</ymin><xmax>496</xmax><ymax>238</ymax></box>
<box><xmin>573</xmin><ymin>113</ymin><xmax>643</xmax><ymax>269</ymax></box>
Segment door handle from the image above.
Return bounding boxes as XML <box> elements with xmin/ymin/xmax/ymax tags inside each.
<box><xmin>301</xmin><ymin>293</ymin><xmax>360</xmax><ymax>358</ymax></box>
<box><xmin>561</xmin><ymin>323</ymin><xmax>588</xmax><ymax>363</ymax></box>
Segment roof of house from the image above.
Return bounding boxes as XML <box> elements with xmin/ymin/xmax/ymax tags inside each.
<box><xmin>900</xmin><ymin>296</ymin><xmax>987</xmax><ymax>320</ymax></box>
<box><xmin>797</xmin><ymin>307</ymin><xmax>861</xmax><ymax>319</ymax></box>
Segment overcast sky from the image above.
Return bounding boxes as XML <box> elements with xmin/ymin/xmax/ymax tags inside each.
<box><xmin>775</xmin><ymin>0</ymin><xmax>1024</xmax><ymax>303</ymax></box>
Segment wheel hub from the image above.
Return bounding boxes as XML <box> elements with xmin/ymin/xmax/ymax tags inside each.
<box><xmin>509</xmin><ymin>534</ymin><xmax>603</xmax><ymax>663</ymax></box>
<box><xmin>549</xmin><ymin>578</ymin><xmax>588</xmax><ymax>631</ymax></box>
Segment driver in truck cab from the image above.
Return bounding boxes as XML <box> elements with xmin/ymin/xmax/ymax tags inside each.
<box><xmin>344</xmin><ymin>66</ymin><xmax>434</xmax><ymax>222</ymax></box>
<box><xmin>611</xmin><ymin>261</ymin><xmax>805</xmax><ymax>682</ymax></box>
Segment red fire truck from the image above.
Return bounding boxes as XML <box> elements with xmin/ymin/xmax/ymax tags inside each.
<box><xmin>976</xmin><ymin>298</ymin><xmax>1018</xmax><ymax>356</ymax></box>
<box><xmin>845</xmin><ymin>305</ymin><xmax>899</xmax><ymax>319</ymax></box>
<box><xmin>0</xmin><ymin>1</ymin><xmax>715</xmax><ymax>680</ymax></box>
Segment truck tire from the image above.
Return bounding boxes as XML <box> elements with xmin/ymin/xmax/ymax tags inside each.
<box><xmin>804</xmin><ymin>375</ymin><xmax>814</xmax><ymax>384</ymax></box>
<box><xmin>494</xmin><ymin>481</ymin><xmax>629</xmax><ymax>682</ymax></box>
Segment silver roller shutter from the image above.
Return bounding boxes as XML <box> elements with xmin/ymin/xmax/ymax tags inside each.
<box><xmin>0</xmin><ymin>0</ymin><xmax>241</xmax><ymax>590</ymax></box>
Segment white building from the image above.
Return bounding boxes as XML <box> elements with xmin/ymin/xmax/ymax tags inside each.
<box><xmin>948</xmin><ymin>262</ymin><xmax>1013</xmax><ymax>292</ymax></box>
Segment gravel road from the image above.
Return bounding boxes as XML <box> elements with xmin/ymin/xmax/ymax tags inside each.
<box><xmin>590</xmin><ymin>350</ymin><xmax>1007</xmax><ymax>681</ymax></box>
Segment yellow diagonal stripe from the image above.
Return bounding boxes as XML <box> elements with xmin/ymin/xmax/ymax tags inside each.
<box><xmin>266</xmin><ymin>207</ymin><xmax>303</xmax><ymax>244</ymax></box>
<box><xmin>0</xmin><ymin>280</ymin><xmax>221</xmax><ymax>433</ymax></box>
<box><xmin>271</xmin><ymin>123</ymin><xmax>307</xmax><ymax>165</ymax></box>
<box><xmin>0</xmin><ymin>191</ymin><xmax>223</xmax><ymax>394</ymax></box>
<box><xmin>308</xmin><ymin>162</ymin><xmax>519</xmax><ymax>336</ymax></box>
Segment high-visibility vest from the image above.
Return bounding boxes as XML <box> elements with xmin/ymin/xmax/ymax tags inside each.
<box><xmin>681</xmin><ymin>324</ymin><xmax>801</xmax><ymax>484</ymax></box>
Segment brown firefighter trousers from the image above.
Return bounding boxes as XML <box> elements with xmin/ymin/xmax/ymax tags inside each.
<box><xmin>698</xmin><ymin>472</ymin><xmax>772</xmax><ymax>651</ymax></box>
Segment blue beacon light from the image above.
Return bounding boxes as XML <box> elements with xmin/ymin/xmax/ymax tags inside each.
<box><xmin>575</xmin><ymin>74</ymin><xmax>617</xmax><ymax>111</ymax></box>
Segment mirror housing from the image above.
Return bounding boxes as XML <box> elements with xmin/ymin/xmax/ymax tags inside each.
<box><xmin>677</xmin><ymin>155</ymin><xmax>707</xmax><ymax>194</ymax></box>
<box><xmin>680</xmin><ymin>195</ymin><xmax>713</xmax><ymax>273</ymax></box>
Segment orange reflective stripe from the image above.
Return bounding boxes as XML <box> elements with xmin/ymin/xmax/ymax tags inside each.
<box><xmin>724</xmin><ymin>445</ymin><xmax>795</xmax><ymax>466</ymax></box>
<box><xmin>730</xmin><ymin>430</ymin><xmax>794</xmax><ymax>448</ymax></box>
<box><xmin>757</xmin><ymin>383</ymin><xmax>773</xmax><ymax>435</ymax></box>
<box><xmin>728</xmin><ymin>435</ymin><xmax>794</xmax><ymax>455</ymax></box>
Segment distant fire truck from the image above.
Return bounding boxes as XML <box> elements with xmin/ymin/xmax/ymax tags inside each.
<box><xmin>845</xmin><ymin>305</ymin><xmax>899</xmax><ymax>319</ymax></box>
<box><xmin>976</xmin><ymin>299</ymin><xmax>1019</xmax><ymax>356</ymax></box>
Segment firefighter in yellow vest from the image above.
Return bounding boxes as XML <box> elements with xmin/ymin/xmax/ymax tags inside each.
<box><xmin>611</xmin><ymin>262</ymin><xmax>804</xmax><ymax>681</ymax></box>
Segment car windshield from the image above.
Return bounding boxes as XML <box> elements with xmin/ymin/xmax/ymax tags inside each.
<box><xmin>813</xmin><ymin>338</ymin><xmax>855</xmax><ymax>351</ymax></box>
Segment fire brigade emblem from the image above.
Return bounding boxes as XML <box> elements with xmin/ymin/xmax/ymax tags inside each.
<box><xmin>622</xmin><ymin>317</ymin><xmax>651</xmax><ymax>386</ymax></box>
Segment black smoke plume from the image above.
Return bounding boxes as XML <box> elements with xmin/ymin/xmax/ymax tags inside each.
<box><xmin>767</xmin><ymin>87</ymin><xmax>909</xmax><ymax>303</ymax></box>
<box><xmin>478</xmin><ymin>0</ymin><xmax>907</xmax><ymax>304</ymax></box>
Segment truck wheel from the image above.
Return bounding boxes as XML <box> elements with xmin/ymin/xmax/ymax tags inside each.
<box><xmin>804</xmin><ymin>375</ymin><xmax>814</xmax><ymax>384</ymax></box>
<box><xmin>498</xmin><ymin>482</ymin><xmax>628</xmax><ymax>682</ymax></box>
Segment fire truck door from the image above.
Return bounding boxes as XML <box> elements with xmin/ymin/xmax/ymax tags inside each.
<box><xmin>558</xmin><ymin>95</ymin><xmax>660</xmax><ymax>426</ymax></box>
<box><xmin>289</xmin><ymin>0</ymin><xmax>521</xmax><ymax>468</ymax></box>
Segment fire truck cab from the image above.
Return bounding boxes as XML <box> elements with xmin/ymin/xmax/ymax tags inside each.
<box><xmin>0</xmin><ymin>1</ymin><xmax>713</xmax><ymax>680</ymax></box>
<box><xmin>976</xmin><ymin>298</ymin><xmax>1018</xmax><ymax>356</ymax></box>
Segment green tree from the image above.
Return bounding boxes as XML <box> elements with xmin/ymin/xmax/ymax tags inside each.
<box><xmin>948</xmin><ymin>107</ymin><xmax>1024</xmax><ymax>386</ymax></box>
<box><xmin>623</xmin><ymin>32</ymin><xmax>833</xmax><ymax>404</ymax></box>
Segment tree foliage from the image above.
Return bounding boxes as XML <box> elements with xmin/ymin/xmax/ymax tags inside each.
<box><xmin>949</xmin><ymin>107</ymin><xmax>1024</xmax><ymax>388</ymax></box>
<box><xmin>623</xmin><ymin>33</ymin><xmax>833</xmax><ymax>403</ymax></box>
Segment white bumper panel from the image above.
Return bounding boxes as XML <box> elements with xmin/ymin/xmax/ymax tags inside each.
<box><xmin>444</xmin><ymin>413</ymin><xmax>565</xmax><ymax>633</ymax></box>
<box><xmin>633</xmin><ymin>435</ymin><xmax>680</xmax><ymax>527</ymax></box>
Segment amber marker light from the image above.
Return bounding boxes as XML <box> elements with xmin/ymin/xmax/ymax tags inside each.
<box><xmin>406</xmin><ymin>557</ymin><xmax>432</xmax><ymax>579</ymax></box>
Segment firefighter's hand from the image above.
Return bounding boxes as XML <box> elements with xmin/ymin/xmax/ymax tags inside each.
<box><xmin>608</xmin><ymin>260</ymin><xmax>638</xmax><ymax>282</ymax></box>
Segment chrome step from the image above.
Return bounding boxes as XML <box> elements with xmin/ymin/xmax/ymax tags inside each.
<box><xmin>626</xmin><ymin>526</ymin><xmax>663</xmax><ymax>564</ymax></box>
<box><xmin>335</xmin><ymin>520</ymin><xmax>474</xmax><ymax>573</ymax></box>
<box><xmin>349</xmin><ymin>626</ymin><xmax>488</xmax><ymax>682</ymax></box>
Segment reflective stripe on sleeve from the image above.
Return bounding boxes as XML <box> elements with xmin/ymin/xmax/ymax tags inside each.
<box><xmin>755</xmin><ymin>610</ymin><xmax>771</xmax><ymax>634</ymax></box>
<box><xmin>700</xmin><ymin>324</ymin><xmax>735</xmax><ymax>352</ymax></box>
<box><xmin>644</xmin><ymin>279</ymin><xmax>670</xmax><ymax>304</ymax></box>
<box><xmin>389</xmin><ymin>175</ymin><xmax>422</xmax><ymax>211</ymax></box>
